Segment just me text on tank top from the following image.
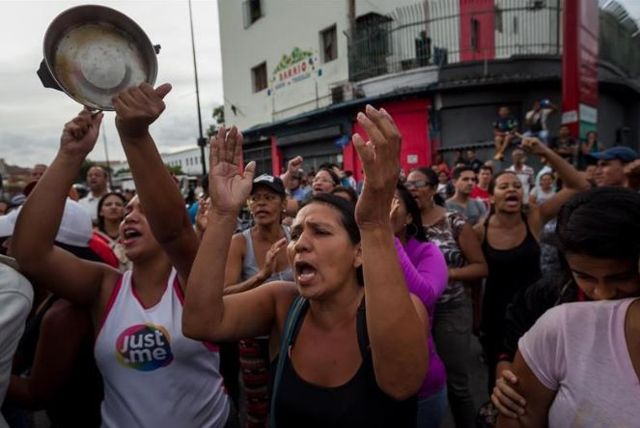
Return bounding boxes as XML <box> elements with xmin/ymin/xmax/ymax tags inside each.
<box><xmin>94</xmin><ymin>269</ymin><xmax>230</xmax><ymax>428</ymax></box>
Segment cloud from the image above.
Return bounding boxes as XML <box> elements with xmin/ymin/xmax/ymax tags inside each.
<box><xmin>0</xmin><ymin>0</ymin><xmax>222</xmax><ymax>167</ymax></box>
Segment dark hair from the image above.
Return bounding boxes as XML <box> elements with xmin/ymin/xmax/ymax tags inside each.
<box><xmin>331</xmin><ymin>186</ymin><xmax>358</xmax><ymax>204</ymax></box>
<box><xmin>479</xmin><ymin>165</ymin><xmax>494</xmax><ymax>175</ymax></box>
<box><xmin>555</xmin><ymin>187</ymin><xmax>640</xmax><ymax>260</ymax></box>
<box><xmin>540</xmin><ymin>172</ymin><xmax>555</xmax><ymax>181</ymax></box>
<box><xmin>415</xmin><ymin>167</ymin><xmax>445</xmax><ymax>206</ymax></box>
<box><xmin>317</xmin><ymin>167</ymin><xmax>341</xmax><ymax>186</ymax></box>
<box><xmin>304</xmin><ymin>193</ymin><xmax>364</xmax><ymax>285</ymax></box>
<box><xmin>452</xmin><ymin>165</ymin><xmax>475</xmax><ymax>180</ymax></box>
<box><xmin>88</xmin><ymin>165</ymin><xmax>108</xmax><ymax>178</ymax></box>
<box><xmin>488</xmin><ymin>170</ymin><xmax>518</xmax><ymax>195</ymax></box>
<box><xmin>396</xmin><ymin>182</ymin><xmax>428</xmax><ymax>242</ymax></box>
<box><xmin>97</xmin><ymin>192</ymin><xmax>126</xmax><ymax>234</ymax></box>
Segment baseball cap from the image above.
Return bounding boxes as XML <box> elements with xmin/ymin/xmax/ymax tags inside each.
<box><xmin>0</xmin><ymin>198</ymin><xmax>92</xmax><ymax>247</ymax></box>
<box><xmin>588</xmin><ymin>146</ymin><xmax>638</xmax><ymax>163</ymax></box>
<box><xmin>252</xmin><ymin>174</ymin><xmax>286</xmax><ymax>196</ymax></box>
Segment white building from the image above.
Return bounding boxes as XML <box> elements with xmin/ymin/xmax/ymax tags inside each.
<box><xmin>218</xmin><ymin>0</ymin><xmax>423</xmax><ymax>132</ymax></box>
<box><xmin>162</xmin><ymin>147</ymin><xmax>210</xmax><ymax>176</ymax></box>
<box><xmin>218</xmin><ymin>0</ymin><xmax>561</xmax><ymax>133</ymax></box>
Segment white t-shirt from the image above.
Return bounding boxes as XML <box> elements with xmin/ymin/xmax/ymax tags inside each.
<box><xmin>0</xmin><ymin>264</ymin><xmax>33</xmax><ymax>428</ymax></box>
<box><xmin>78</xmin><ymin>193</ymin><xmax>104</xmax><ymax>223</ymax></box>
<box><xmin>519</xmin><ymin>299</ymin><xmax>640</xmax><ymax>428</ymax></box>
<box><xmin>529</xmin><ymin>187</ymin><xmax>555</xmax><ymax>205</ymax></box>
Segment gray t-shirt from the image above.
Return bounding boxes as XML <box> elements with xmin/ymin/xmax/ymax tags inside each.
<box><xmin>446</xmin><ymin>198</ymin><xmax>487</xmax><ymax>226</ymax></box>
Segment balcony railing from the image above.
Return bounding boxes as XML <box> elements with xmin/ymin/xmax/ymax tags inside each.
<box><xmin>600</xmin><ymin>1</ymin><xmax>640</xmax><ymax>77</ymax></box>
<box><xmin>348</xmin><ymin>0</ymin><xmax>640</xmax><ymax>82</ymax></box>
<box><xmin>348</xmin><ymin>1</ymin><xmax>562</xmax><ymax>82</ymax></box>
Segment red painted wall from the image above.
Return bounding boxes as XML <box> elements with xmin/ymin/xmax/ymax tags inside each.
<box><xmin>270</xmin><ymin>136</ymin><xmax>283</xmax><ymax>175</ymax></box>
<box><xmin>349</xmin><ymin>98</ymin><xmax>431</xmax><ymax>181</ymax></box>
<box><xmin>561</xmin><ymin>0</ymin><xmax>599</xmax><ymax>138</ymax></box>
<box><xmin>459</xmin><ymin>0</ymin><xmax>495</xmax><ymax>62</ymax></box>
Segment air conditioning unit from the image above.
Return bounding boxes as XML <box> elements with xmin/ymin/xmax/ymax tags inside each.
<box><xmin>330</xmin><ymin>83</ymin><xmax>363</xmax><ymax>104</ymax></box>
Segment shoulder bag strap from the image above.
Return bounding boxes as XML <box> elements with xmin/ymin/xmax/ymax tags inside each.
<box><xmin>269</xmin><ymin>295</ymin><xmax>307</xmax><ymax>428</ymax></box>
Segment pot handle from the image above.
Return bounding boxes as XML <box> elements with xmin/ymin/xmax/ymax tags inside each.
<box><xmin>37</xmin><ymin>60</ymin><xmax>62</xmax><ymax>91</ymax></box>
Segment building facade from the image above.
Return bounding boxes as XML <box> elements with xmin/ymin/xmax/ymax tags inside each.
<box><xmin>162</xmin><ymin>147</ymin><xmax>210</xmax><ymax>176</ymax></box>
<box><xmin>218</xmin><ymin>0</ymin><xmax>640</xmax><ymax>177</ymax></box>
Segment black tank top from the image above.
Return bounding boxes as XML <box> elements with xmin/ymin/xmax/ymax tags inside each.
<box><xmin>270</xmin><ymin>300</ymin><xmax>417</xmax><ymax>428</ymax></box>
<box><xmin>481</xmin><ymin>214</ymin><xmax>541</xmax><ymax>338</ymax></box>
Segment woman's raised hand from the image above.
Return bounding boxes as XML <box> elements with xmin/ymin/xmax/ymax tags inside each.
<box><xmin>209</xmin><ymin>126</ymin><xmax>256</xmax><ymax>217</ymax></box>
<box><xmin>259</xmin><ymin>237</ymin><xmax>288</xmax><ymax>280</ymax></box>
<box><xmin>195</xmin><ymin>196</ymin><xmax>211</xmax><ymax>237</ymax></box>
<box><xmin>520</xmin><ymin>136</ymin><xmax>548</xmax><ymax>156</ymax></box>
<box><xmin>352</xmin><ymin>105</ymin><xmax>401</xmax><ymax>229</ymax></box>
<box><xmin>60</xmin><ymin>109</ymin><xmax>103</xmax><ymax>158</ymax></box>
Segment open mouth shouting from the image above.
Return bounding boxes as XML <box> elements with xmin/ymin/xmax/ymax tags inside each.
<box><xmin>295</xmin><ymin>260</ymin><xmax>318</xmax><ymax>286</ymax></box>
<box><xmin>121</xmin><ymin>227</ymin><xmax>142</xmax><ymax>246</ymax></box>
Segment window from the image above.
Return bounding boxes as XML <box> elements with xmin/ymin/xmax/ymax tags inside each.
<box><xmin>471</xmin><ymin>18</ymin><xmax>480</xmax><ymax>51</ymax></box>
<box><xmin>496</xmin><ymin>7</ymin><xmax>503</xmax><ymax>33</ymax></box>
<box><xmin>243</xmin><ymin>0</ymin><xmax>262</xmax><ymax>29</ymax></box>
<box><xmin>513</xmin><ymin>16</ymin><xmax>519</xmax><ymax>34</ymax></box>
<box><xmin>320</xmin><ymin>25</ymin><xmax>338</xmax><ymax>63</ymax></box>
<box><xmin>251</xmin><ymin>62</ymin><xmax>268</xmax><ymax>93</ymax></box>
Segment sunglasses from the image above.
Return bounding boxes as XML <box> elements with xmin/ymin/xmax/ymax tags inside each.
<box><xmin>405</xmin><ymin>180</ymin><xmax>432</xmax><ymax>189</ymax></box>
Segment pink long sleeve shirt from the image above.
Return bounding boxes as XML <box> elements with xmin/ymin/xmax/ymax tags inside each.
<box><xmin>394</xmin><ymin>238</ymin><xmax>449</xmax><ymax>398</ymax></box>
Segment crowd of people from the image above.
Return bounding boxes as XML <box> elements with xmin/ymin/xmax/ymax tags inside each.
<box><xmin>0</xmin><ymin>82</ymin><xmax>639</xmax><ymax>428</ymax></box>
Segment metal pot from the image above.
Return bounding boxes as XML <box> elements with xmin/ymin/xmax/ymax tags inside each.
<box><xmin>37</xmin><ymin>5</ymin><xmax>160</xmax><ymax>111</ymax></box>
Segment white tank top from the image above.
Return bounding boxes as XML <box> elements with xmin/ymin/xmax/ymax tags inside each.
<box><xmin>94</xmin><ymin>269</ymin><xmax>230</xmax><ymax>428</ymax></box>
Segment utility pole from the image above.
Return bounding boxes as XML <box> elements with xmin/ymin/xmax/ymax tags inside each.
<box><xmin>188</xmin><ymin>0</ymin><xmax>207</xmax><ymax>176</ymax></box>
<box><xmin>348</xmin><ymin>0</ymin><xmax>356</xmax><ymax>38</ymax></box>
<box><xmin>102</xmin><ymin>123</ymin><xmax>113</xmax><ymax>189</ymax></box>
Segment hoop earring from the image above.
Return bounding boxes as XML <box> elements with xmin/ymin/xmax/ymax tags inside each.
<box><xmin>406</xmin><ymin>223</ymin><xmax>419</xmax><ymax>238</ymax></box>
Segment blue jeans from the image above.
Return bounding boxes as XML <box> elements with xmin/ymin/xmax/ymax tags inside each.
<box><xmin>523</xmin><ymin>130</ymin><xmax>549</xmax><ymax>144</ymax></box>
<box><xmin>417</xmin><ymin>387</ymin><xmax>448</xmax><ymax>428</ymax></box>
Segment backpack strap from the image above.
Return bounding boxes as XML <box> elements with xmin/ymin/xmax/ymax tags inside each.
<box><xmin>269</xmin><ymin>295</ymin><xmax>307</xmax><ymax>428</ymax></box>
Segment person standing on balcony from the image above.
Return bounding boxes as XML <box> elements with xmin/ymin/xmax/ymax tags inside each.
<box><xmin>493</xmin><ymin>107</ymin><xmax>519</xmax><ymax>161</ymax></box>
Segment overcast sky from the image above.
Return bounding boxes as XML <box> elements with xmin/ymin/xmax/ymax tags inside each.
<box><xmin>0</xmin><ymin>0</ymin><xmax>222</xmax><ymax>167</ymax></box>
<box><xmin>1</xmin><ymin>0</ymin><xmax>639</xmax><ymax>167</ymax></box>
